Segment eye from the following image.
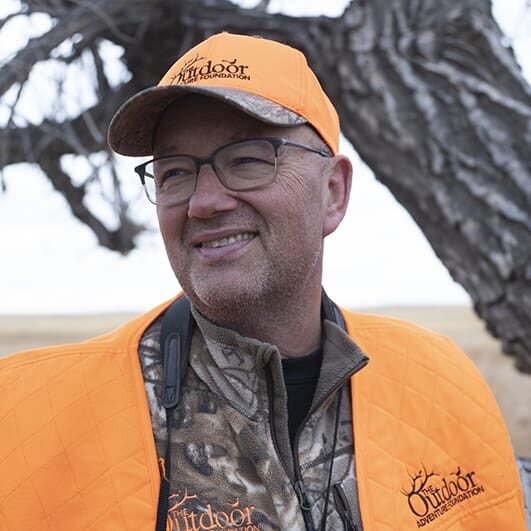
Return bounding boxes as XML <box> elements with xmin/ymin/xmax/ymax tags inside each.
<box><xmin>156</xmin><ymin>163</ymin><xmax>192</xmax><ymax>182</ymax></box>
<box><xmin>162</xmin><ymin>166</ymin><xmax>193</xmax><ymax>180</ymax></box>
<box><xmin>228</xmin><ymin>156</ymin><xmax>275</xmax><ymax>171</ymax></box>
<box><xmin>229</xmin><ymin>156</ymin><xmax>273</xmax><ymax>167</ymax></box>
<box><xmin>157</xmin><ymin>168</ymin><xmax>194</xmax><ymax>193</ymax></box>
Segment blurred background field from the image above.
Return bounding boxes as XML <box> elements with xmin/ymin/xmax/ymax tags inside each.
<box><xmin>0</xmin><ymin>305</ymin><xmax>529</xmax><ymax>457</ymax></box>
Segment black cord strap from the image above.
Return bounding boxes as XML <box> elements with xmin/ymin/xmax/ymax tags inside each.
<box><xmin>319</xmin><ymin>390</ymin><xmax>343</xmax><ymax>531</ymax></box>
<box><xmin>155</xmin><ymin>296</ymin><xmax>193</xmax><ymax>531</ymax></box>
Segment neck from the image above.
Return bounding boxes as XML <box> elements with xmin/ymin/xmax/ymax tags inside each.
<box><xmin>200</xmin><ymin>283</ymin><xmax>323</xmax><ymax>358</ymax></box>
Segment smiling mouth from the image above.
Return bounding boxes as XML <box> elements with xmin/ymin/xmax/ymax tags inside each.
<box><xmin>199</xmin><ymin>232</ymin><xmax>256</xmax><ymax>249</ymax></box>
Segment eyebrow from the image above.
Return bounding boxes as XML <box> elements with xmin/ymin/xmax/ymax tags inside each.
<box><xmin>153</xmin><ymin>132</ymin><xmax>277</xmax><ymax>157</ymax></box>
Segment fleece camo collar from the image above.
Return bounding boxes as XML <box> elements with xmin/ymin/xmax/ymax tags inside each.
<box><xmin>189</xmin><ymin>305</ymin><xmax>368</xmax><ymax>421</ymax></box>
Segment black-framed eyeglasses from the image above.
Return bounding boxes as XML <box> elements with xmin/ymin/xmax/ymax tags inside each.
<box><xmin>134</xmin><ymin>137</ymin><xmax>333</xmax><ymax>207</ymax></box>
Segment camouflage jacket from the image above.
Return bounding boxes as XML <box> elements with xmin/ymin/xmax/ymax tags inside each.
<box><xmin>139</xmin><ymin>306</ymin><xmax>369</xmax><ymax>531</ymax></box>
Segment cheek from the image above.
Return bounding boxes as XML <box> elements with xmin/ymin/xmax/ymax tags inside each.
<box><xmin>277</xmin><ymin>163</ymin><xmax>315</xmax><ymax>195</ymax></box>
<box><xmin>275</xmin><ymin>166</ymin><xmax>327</xmax><ymax>223</ymax></box>
<box><xmin>157</xmin><ymin>206</ymin><xmax>186</xmax><ymax>244</ymax></box>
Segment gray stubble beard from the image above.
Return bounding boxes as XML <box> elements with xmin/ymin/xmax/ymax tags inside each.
<box><xmin>176</xmin><ymin>242</ymin><xmax>324</xmax><ymax>340</ymax></box>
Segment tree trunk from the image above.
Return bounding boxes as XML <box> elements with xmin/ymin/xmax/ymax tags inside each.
<box><xmin>1</xmin><ymin>0</ymin><xmax>530</xmax><ymax>371</ymax></box>
<box><xmin>313</xmin><ymin>0</ymin><xmax>531</xmax><ymax>372</ymax></box>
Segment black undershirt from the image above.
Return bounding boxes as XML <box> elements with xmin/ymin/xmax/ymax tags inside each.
<box><xmin>281</xmin><ymin>348</ymin><xmax>323</xmax><ymax>449</ymax></box>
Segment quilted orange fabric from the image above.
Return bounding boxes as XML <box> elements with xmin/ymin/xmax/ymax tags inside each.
<box><xmin>0</xmin><ymin>300</ymin><xmax>525</xmax><ymax>530</ymax></box>
<box><xmin>344</xmin><ymin>310</ymin><xmax>526</xmax><ymax>530</ymax></box>
<box><xmin>0</xmin><ymin>302</ymin><xmax>167</xmax><ymax>531</ymax></box>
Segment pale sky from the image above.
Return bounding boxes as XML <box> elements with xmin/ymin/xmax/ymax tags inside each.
<box><xmin>0</xmin><ymin>0</ymin><xmax>529</xmax><ymax>314</ymax></box>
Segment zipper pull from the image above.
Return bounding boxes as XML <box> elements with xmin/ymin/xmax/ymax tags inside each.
<box><xmin>294</xmin><ymin>480</ymin><xmax>313</xmax><ymax>511</ymax></box>
<box><xmin>332</xmin><ymin>483</ymin><xmax>358</xmax><ymax>531</ymax></box>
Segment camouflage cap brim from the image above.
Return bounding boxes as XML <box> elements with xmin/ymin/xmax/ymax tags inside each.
<box><xmin>107</xmin><ymin>85</ymin><xmax>307</xmax><ymax>157</ymax></box>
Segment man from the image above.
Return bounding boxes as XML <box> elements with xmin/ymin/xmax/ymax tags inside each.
<box><xmin>0</xmin><ymin>33</ymin><xmax>526</xmax><ymax>530</ymax></box>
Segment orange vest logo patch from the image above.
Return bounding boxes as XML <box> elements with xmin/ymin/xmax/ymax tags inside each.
<box><xmin>401</xmin><ymin>464</ymin><xmax>486</xmax><ymax>528</ymax></box>
<box><xmin>167</xmin><ymin>489</ymin><xmax>260</xmax><ymax>531</ymax></box>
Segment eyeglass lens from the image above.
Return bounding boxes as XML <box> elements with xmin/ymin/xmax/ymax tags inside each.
<box><xmin>143</xmin><ymin>139</ymin><xmax>278</xmax><ymax>206</ymax></box>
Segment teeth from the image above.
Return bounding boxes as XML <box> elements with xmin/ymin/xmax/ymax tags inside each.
<box><xmin>203</xmin><ymin>232</ymin><xmax>254</xmax><ymax>249</ymax></box>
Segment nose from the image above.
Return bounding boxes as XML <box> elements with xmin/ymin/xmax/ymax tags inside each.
<box><xmin>187</xmin><ymin>163</ymin><xmax>238</xmax><ymax>219</ymax></box>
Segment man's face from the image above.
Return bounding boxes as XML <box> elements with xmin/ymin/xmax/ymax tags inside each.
<box><xmin>153</xmin><ymin>95</ymin><xmax>349</xmax><ymax>322</ymax></box>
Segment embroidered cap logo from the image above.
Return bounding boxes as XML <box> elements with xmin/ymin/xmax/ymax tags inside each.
<box><xmin>170</xmin><ymin>53</ymin><xmax>251</xmax><ymax>85</ymax></box>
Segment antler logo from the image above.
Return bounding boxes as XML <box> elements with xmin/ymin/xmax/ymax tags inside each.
<box><xmin>401</xmin><ymin>464</ymin><xmax>485</xmax><ymax>527</ymax></box>
<box><xmin>401</xmin><ymin>464</ymin><xmax>439</xmax><ymax>517</ymax></box>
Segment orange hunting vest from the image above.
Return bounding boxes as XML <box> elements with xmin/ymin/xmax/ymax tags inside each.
<box><xmin>0</xmin><ymin>299</ymin><xmax>525</xmax><ymax>530</ymax></box>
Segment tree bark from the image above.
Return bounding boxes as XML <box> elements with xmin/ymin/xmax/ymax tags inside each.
<box><xmin>1</xmin><ymin>0</ymin><xmax>530</xmax><ymax>371</ymax></box>
<box><xmin>312</xmin><ymin>0</ymin><xmax>531</xmax><ymax>372</ymax></box>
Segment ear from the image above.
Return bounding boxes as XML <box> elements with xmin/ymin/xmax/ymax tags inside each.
<box><xmin>323</xmin><ymin>155</ymin><xmax>352</xmax><ymax>237</ymax></box>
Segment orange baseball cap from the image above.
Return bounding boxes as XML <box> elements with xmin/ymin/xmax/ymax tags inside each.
<box><xmin>107</xmin><ymin>32</ymin><xmax>339</xmax><ymax>155</ymax></box>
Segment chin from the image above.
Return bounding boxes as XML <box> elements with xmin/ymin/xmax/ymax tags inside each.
<box><xmin>187</xmin><ymin>277</ymin><xmax>270</xmax><ymax>322</ymax></box>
